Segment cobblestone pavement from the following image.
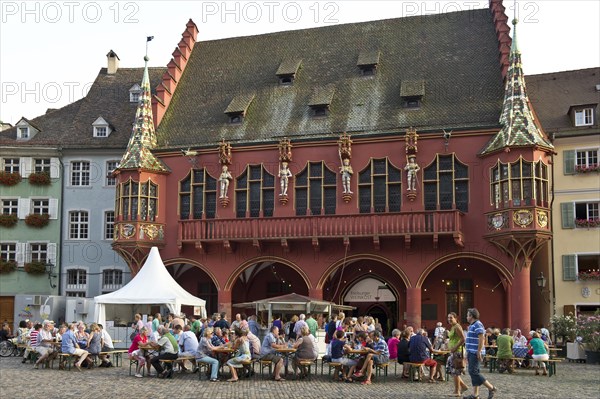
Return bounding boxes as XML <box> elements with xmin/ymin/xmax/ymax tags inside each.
<box><xmin>1</xmin><ymin>356</ymin><xmax>599</xmax><ymax>399</ymax></box>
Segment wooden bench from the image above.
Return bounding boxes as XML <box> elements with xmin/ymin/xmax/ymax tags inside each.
<box><xmin>403</xmin><ymin>362</ymin><xmax>424</xmax><ymax>382</ymax></box>
<box><xmin>545</xmin><ymin>358</ymin><xmax>562</xmax><ymax>377</ymax></box>
<box><xmin>297</xmin><ymin>359</ymin><xmax>316</xmax><ymax>380</ymax></box>
<box><xmin>327</xmin><ymin>362</ymin><xmax>343</xmax><ymax>380</ymax></box>
<box><xmin>57</xmin><ymin>353</ymin><xmax>76</xmax><ymax>371</ymax></box>
<box><xmin>258</xmin><ymin>359</ymin><xmax>273</xmax><ymax>379</ymax></box>
<box><xmin>487</xmin><ymin>356</ymin><xmax>524</xmax><ymax>373</ymax></box>
<box><xmin>375</xmin><ymin>362</ymin><xmax>389</xmax><ymax>382</ymax></box>
<box><xmin>161</xmin><ymin>356</ymin><xmax>196</xmax><ymax>376</ymax></box>
<box><xmin>98</xmin><ymin>349</ymin><xmax>128</xmax><ymax>367</ymax></box>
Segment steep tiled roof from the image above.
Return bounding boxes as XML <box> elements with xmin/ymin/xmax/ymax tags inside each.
<box><xmin>118</xmin><ymin>61</ymin><xmax>169</xmax><ymax>172</ymax></box>
<box><xmin>0</xmin><ymin>67</ymin><xmax>165</xmax><ymax>148</ymax></box>
<box><xmin>157</xmin><ymin>9</ymin><xmax>505</xmax><ymax>148</ymax></box>
<box><xmin>480</xmin><ymin>20</ymin><xmax>554</xmax><ymax>155</ymax></box>
<box><xmin>526</xmin><ymin>68</ymin><xmax>600</xmax><ymax>137</ymax></box>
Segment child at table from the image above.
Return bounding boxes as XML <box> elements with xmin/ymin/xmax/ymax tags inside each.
<box><xmin>331</xmin><ymin>329</ymin><xmax>358</xmax><ymax>382</ymax></box>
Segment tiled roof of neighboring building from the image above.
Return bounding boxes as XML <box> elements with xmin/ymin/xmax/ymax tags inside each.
<box><xmin>526</xmin><ymin>67</ymin><xmax>600</xmax><ymax>138</ymax></box>
<box><xmin>156</xmin><ymin>9</ymin><xmax>505</xmax><ymax>148</ymax></box>
<box><xmin>0</xmin><ymin>67</ymin><xmax>165</xmax><ymax>148</ymax></box>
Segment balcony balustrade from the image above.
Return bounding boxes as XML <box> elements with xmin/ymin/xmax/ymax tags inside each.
<box><xmin>177</xmin><ymin>210</ymin><xmax>464</xmax><ymax>251</ymax></box>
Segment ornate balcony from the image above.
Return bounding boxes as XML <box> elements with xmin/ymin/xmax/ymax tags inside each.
<box><xmin>178</xmin><ymin>210</ymin><xmax>465</xmax><ymax>252</ymax></box>
<box><xmin>484</xmin><ymin>206</ymin><xmax>552</xmax><ymax>270</ymax></box>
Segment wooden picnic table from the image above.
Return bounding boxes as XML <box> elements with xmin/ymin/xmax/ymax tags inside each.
<box><xmin>276</xmin><ymin>347</ymin><xmax>297</xmax><ymax>376</ymax></box>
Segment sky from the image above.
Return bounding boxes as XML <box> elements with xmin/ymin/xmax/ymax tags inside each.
<box><xmin>0</xmin><ymin>0</ymin><xmax>599</xmax><ymax>125</ymax></box>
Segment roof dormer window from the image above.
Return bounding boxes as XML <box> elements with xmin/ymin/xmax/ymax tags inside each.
<box><xmin>308</xmin><ymin>85</ymin><xmax>335</xmax><ymax>118</ymax></box>
<box><xmin>279</xmin><ymin>75</ymin><xmax>294</xmax><ymax>86</ymax></box>
<box><xmin>311</xmin><ymin>105</ymin><xmax>329</xmax><ymax>118</ymax></box>
<box><xmin>129</xmin><ymin>84</ymin><xmax>142</xmax><ymax>103</ymax></box>
<box><xmin>92</xmin><ymin>116</ymin><xmax>113</xmax><ymax>137</ymax></box>
<box><xmin>400</xmin><ymin>80</ymin><xmax>425</xmax><ymax>109</ymax></box>
<box><xmin>224</xmin><ymin>93</ymin><xmax>255</xmax><ymax>125</ymax></box>
<box><xmin>15</xmin><ymin>118</ymin><xmax>39</xmax><ymax>140</ymax></box>
<box><xmin>276</xmin><ymin>59</ymin><xmax>302</xmax><ymax>86</ymax></box>
<box><xmin>357</xmin><ymin>50</ymin><xmax>380</xmax><ymax>77</ymax></box>
<box><xmin>359</xmin><ymin>65</ymin><xmax>377</xmax><ymax>76</ymax></box>
<box><xmin>575</xmin><ymin>107</ymin><xmax>594</xmax><ymax>126</ymax></box>
<box><xmin>228</xmin><ymin>113</ymin><xmax>243</xmax><ymax>124</ymax></box>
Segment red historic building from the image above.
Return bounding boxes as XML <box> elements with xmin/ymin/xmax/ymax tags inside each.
<box><xmin>113</xmin><ymin>1</ymin><xmax>554</xmax><ymax>332</ymax></box>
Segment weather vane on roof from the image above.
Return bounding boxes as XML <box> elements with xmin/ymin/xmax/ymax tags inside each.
<box><xmin>145</xmin><ymin>36</ymin><xmax>154</xmax><ymax>62</ymax></box>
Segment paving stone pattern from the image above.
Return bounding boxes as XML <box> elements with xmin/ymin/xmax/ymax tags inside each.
<box><xmin>1</xmin><ymin>356</ymin><xmax>599</xmax><ymax>399</ymax></box>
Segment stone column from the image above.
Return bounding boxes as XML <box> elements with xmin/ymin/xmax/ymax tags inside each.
<box><xmin>406</xmin><ymin>287</ymin><xmax>421</xmax><ymax>328</ymax></box>
<box><xmin>218</xmin><ymin>290</ymin><xmax>232</xmax><ymax>320</ymax></box>
<box><xmin>511</xmin><ymin>267</ymin><xmax>531</xmax><ymax>332</ymax></box>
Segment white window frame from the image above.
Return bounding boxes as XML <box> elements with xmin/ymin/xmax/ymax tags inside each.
<box><xmin>574</xmin><ymin>253</ymin><xmax>600</xmax><ymax>280</ymax></box>
<box><xmin>70</xmin><ymin>161</ymin><xmax>91</xmax><ymax>186</ymax></box>
<box><xmin>31</xmin><ymin>198</ymin><xmax>49</xmax><ymax>215</ymax></box>
<box><xmin>28</xmin><ymin>242</ymin><xmax>48</xmax><ymax>263</ymax></box>
<box><xmin>105</xmin><ymin>160</ymin><xmax>119</xmax><ymax>187</ymax></box>
<box><xmin>68</xmin><ymin>210</ymin><xmax>89</xmax><ymax>240</ymax></box>
<box><xmin>0</xmin><ymin>242</ymin><xmax>18</xmax><ymax>262</ymax></box>
<box><xmin>3</xmin><ymin>158</ymin><xmax>20</xmax><ymax>173</ymax></box>
<box><xmin>18</xmin><ymin>127</ymin><xmax>29</xmax><ymax>139</ymax></box>
<box><xmin>100</xmin><ymin>267</ymin><xmax>124</xmax><ymax>292</ymax></box>
<box><xmin>104</xmin><ymin>210</ymin><xmax>115</xmax><ymax>240</ymax></box>
<box><xmin>1</xmin><ymin>198</ymin><xmax>18</xmax><ymax>215</ymax></box>
<box><xmin>34</xmin><ymin>158</ymin><xmax>51</xmax><ymax>173</ymax></box>
<box><xmin>94</xmin><ymin>126</ymin><xmax>108</xmax><ymax>137</ymax></box>
<box><xmin>575</xmin><ymin>108</ymin><xmax>594</xmax><ymax>126</ymax></box>
<box><xmin>576</xmin><ymin>148</ymin><xmax>599</xmax><ymax>169</ymax></box>
<box><xmin>65</xmin><ymin>267</ymin><xmax>88</xmax><ymax>296</ymax></box>
<box><xmin>129</xmin><ymin>84</ymin><xmax>142</xmax><ymax>103</ymax></box>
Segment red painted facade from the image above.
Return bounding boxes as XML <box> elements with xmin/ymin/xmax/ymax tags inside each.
<box><xmin>114</xmin><ymin>131</ymin><xmax>553</xmax><ymax>332</ymax></box>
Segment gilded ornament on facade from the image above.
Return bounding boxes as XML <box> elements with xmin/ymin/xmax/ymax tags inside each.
<box><xmin>513</xmin><ymin>209</ymin><xmax>533</xmax><ymax>228</ymax></box>
<box><xmin>121</xmin><ymin>224</ymin><xmax>135</xmax><ymax>238</ymax></box>
<box><xmin>536</xmin><ymin>210</ymin><xmax>548</xmax><ymax>228</ymax></box>
<box><xmin>142</xmin><ymin>224</ymin><xmax>160</xmax><ymax>240</ymax></box>
<box><xmin>489</xmin><ymin>212</ymin><xmax>507</xmax><ymax>230</ymax></box>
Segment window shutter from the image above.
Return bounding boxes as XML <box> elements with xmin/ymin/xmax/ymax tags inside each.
<box><xmin>560</xmin><ymin>202</ymin><xmax>575</xmax><ymax>229</ymax></box>
<box><xmin>563</xmin><ymin>150</ymin><xmax>575</xmax><ymax>175</ymax></box>
<box><xmin>20</xmin><ymin>157</ymin><xmax>32</xmax><ymax>177</ymax></box>
<box><xmin>50</xmin><ymin>158</ymin><xmax>60</xmax><ymax>178</ymax></box>
<box><xmin>16</xmin><ymin>243</ymin><xmax>26</xmax><ymax>266</ymax></box>
<box><xmin>48</xmin><ymin>198</ymin><xmax>59</xmax><ymax>219</ymax></box>
<box><xmin>562</xmin><ymin>254</ymin><xmax>576</xmax><ymax>281</ymax></box>
<box><xmin>17</xmin><ymin>198</ymin><xmax>30</xmax><ymax>219</ymax></box>
<box><xmin>47</xmin><ymin>243</ymin><xmax>57</xmax><ymax>265</ymax></box>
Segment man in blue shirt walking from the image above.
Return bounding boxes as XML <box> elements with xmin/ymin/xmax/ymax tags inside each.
<box><xmin>465</xmin><ymin>308</ymin><xmax>497</xmax><ymax>399</ymax></box>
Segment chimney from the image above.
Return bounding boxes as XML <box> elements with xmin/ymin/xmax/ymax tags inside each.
<box><xmin>106</xmin><ymin>50</ymin><xmax>120</xmax><ymax>74</ymax></box>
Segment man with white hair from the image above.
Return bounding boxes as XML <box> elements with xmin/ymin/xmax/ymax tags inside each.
<box><xmin>150</xmin><ymin>326</ymin><xmax>179</xmax><ymax>378</ymax></box>
<box><xmin>61</xmin><ymin>323</ymin><xmax>89</xmax><ymax>371</ymax></box>
<box><xmin>293</xmin><ymin>314</ymin><xmax>308</xmax><ymax>338</ymax></box>
<box><xmin>34</xmin><ymin>320</ymin><xmax>55</xmax><ymax>369</ymax></box>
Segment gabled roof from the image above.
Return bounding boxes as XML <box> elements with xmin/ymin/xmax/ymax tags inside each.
<box><xmin>157</xmin><ymin>9</ymin><xmax>504</xmax><ymax>148</ymax></box>
<box><xmin>526</xmin><ymin>67</ymin><xmax>600</xmax><ymax>137</ymax></box>
<box><xmin>480</xmin><ymin>20</ymin><xmax>554</xmax><ymax>155</ymax></box>
<box><xmin>0</xmin><ymin>67</ymin><xmax>165</xmax><ymax>148</ymax></box>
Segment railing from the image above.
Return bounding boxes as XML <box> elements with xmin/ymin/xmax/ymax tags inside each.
<box><xmin>178</xmin><ymin>210</ymin><xmax>463</xmax><ymax>242</ymax></box>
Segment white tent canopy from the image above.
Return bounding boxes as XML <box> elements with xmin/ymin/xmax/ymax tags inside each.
<box><xmin>94</xmin><ymin>247</ymin><xmax>206</xmax><ymax>327</ymax></box>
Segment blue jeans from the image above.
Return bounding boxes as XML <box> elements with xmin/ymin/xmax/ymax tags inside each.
<box><xmin>467</xmin><ymin>352</ymin><xmax>487</xmax><ymax>387</ymax></box>
<box><xmin>197</xmin><ymin>356</ymin><xmax>219</xmax><ymax>380</ymax></box>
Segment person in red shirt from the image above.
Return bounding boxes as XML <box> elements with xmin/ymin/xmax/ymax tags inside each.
<box><xmin>387</xmin><ymin>329</ymin><xmax>401</xmax><ymax>360</ymax></box>
<box><xmin>128</xmin><ymin>327</ymin><xmax>150</xmax><ymax>377</ymax></box>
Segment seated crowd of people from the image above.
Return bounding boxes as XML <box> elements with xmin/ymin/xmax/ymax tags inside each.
<box><xmin>2</xmin><ymin>319</ymin><xmax>116</xmax><ymax>371</ymax></box>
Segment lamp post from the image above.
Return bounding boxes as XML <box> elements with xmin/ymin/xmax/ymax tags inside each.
<box><xmin>536</xmin><ymin>272</ymin><xmax>550</xmax><ymax>304</ymax></box>
<box><xmin>45</xmin><ymin>262</ymin><xmax>57</xmax><ymax>289</ymax></box>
